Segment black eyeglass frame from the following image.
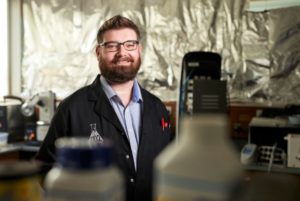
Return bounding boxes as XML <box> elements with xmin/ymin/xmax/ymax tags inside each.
<box><xmin>99</xmin><ymin>40</ymin><xmax>139</xmax><ymax>52</ymax></box>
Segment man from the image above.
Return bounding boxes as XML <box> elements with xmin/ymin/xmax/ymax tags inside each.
<box><xmin>36</xmin><ymin>15</ymin><xmax>172</xmax><ymax>201</ymax></box>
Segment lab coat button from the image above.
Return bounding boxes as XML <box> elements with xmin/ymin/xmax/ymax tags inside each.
<box><xmin>126</xmin><ymin>154</ymin><xmax>130</xmax><ymax>159</ymax></box>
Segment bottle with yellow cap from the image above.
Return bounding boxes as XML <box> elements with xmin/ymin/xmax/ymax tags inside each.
<box><xmin>0</xmin><ymin>161</ymin><xmax>42</xmax><ymax>201</ymax></box>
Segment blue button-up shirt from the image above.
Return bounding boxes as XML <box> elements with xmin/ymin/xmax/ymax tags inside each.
<box><xmin>100</xmin><ymin>76</ymin><xmax>143</xmax><ymax>170</ymax></box>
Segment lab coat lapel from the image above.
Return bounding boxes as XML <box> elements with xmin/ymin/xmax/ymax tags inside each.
<box><xmin>141</xmin><ymin>90</ymin><xmax>151</xmax><ymax>136</ymax></box>
<box><xmin>88</xmin><ymin>75</ymin><xmax>124</xmax><ymax>133</ymax></box>
<box><xmin>95</xmin><ymin>97</ymin><xmax>124</xmax><ymax>132</ymax></box>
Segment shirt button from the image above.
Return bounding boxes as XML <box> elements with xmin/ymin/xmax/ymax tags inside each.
<box><xmin>130</xmin><ymin>178</ymin><xmax>134</xmax><ymax>183</ymax></box>
<box><xmin>126</xmin><ymin>154</ymin><xmax>130</xmax><ymax>159</ymax></box>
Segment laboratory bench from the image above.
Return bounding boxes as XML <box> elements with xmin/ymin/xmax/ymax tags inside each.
<box><xmin>230</xmin><ymin>138</ymin><xmax>300</xmax><ymax>200</ymax></box>
<box><xmin>1</xmin><ymin>140</ymin><xmax>300</xmax><ymax>200</ymax></box>
<box><xmin>0</xmin><ymin>142</ymin><xmax>40</xmax><ymax>161</ymax></box>
<box><xmin>244</xmin><ymin>164</ymin><xmax>300</xmax><ymax>175</ymax></box>
<box><xmin>232</xmin><ymin>138</ymin><xmax>300</xmax><ymax>175</ymax></box>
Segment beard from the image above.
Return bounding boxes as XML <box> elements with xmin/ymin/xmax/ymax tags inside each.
<box><xmin>99</xmin><ymin>55</ymin><xmax>141</xmax><ymax>84</ymax></box>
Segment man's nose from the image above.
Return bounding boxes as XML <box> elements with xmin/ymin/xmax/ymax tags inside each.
<box><xmin>116</xmin><ymin>44</ymin><xmax>127</xmax><ymax>54</ymax></box>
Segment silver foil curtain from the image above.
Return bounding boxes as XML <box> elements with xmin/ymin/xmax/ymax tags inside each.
<box><xmin>21</xmin><ymin>0</ymin><xmax>300</xmax><ymax>104</ymax></box>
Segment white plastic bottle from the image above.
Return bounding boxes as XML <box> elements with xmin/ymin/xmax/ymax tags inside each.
<box><xmin>44</xmin><ymin>137</ymin><xmax>124</xmax><ymax>201</ymax></box>
<box><xmin>154</xmin><ymin>114</ymin><xmax>243</xmax><ymax>201</ymax></box>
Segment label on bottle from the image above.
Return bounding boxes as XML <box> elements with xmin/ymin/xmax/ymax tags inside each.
<box><xmin>154</xmin><ymin>171</ymin><xmax>238</xmax><ymax>201</ymax></box>
<box><xmin>156</xmin><ymin>197</ymin><xmax>215</xmax><ymax>201</ymax></box>
<box><xmin>46</xmin><ymin>184</ymin><xmax>123</xmax><ymax>201</ymax></box>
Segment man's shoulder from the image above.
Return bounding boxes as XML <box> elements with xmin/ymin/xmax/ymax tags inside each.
<box><xmin>141</xmin><ymin>88</ymin><xmax>165</xmax><ymax>107</ymax></box>
<box><xmin>57</xmin><ymin>85</ymin><xmax>93</xmax><ymax>111</ymax></box>
<box><xmin>141</xmin><ymin>88</ymin><xmax>159</xmax><ymax>100</ymax></box>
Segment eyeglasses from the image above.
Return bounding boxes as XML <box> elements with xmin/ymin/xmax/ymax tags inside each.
<box><xmin>99</xmin><ymin>40</ymin><xmax>139</xmax><ymax>52</ymax></box>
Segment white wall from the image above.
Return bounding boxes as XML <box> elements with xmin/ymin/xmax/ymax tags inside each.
<box><xmin>0</xmin><ymin>0</ymin><xmax>8</xmax><ymax>96</ymax></box>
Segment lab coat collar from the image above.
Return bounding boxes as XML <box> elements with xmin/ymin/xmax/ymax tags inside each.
<box><xmin>87</xmin><ymin>74</ymin><xmax>124</xmax><ymax>133</ymax></box>
<box><xmin>100</xmin><ymin>76</ymin><xmax>143</xmax><ymax>104</ymax></box>
<box><xmin>88</xmin><ymin>75</ymin><xmax>151</xmax><ymax>137</ymax></box>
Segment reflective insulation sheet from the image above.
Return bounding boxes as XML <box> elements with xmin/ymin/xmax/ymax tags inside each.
<box><xmin>21</xmin><ymin>0</ymin><xmax>300</xmax><ymax>103</ymax></box>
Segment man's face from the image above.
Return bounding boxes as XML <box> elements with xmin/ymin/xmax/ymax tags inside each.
<box><xmin>96</xmin><ymin>28</ymin><xmax>142</xmax><ymax>84</ymax></box>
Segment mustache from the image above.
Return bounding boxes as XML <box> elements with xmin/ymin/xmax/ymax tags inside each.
<box><xmin>112</xmin><ymin>56</ymin><xmax>134</xmax><ymax>64</ymax></box>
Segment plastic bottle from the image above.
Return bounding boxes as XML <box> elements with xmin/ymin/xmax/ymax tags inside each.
<box><xmin>44</xmin><ymin>137</ymin><xmax>124</xmax><ymax>201</ymax></box>
<box><xmin>153</xmin><ymin>114</ymin><xmax>243</xmax><ymax>201</ymax></box>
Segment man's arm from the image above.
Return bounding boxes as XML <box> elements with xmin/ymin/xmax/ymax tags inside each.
<box><xmin>35</xmin><ymin>102</ymin><xmax>69</xmax><ymax>181</ymax></box>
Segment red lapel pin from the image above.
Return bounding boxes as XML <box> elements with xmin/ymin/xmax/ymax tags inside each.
<box><xmin>161</xmin><ymin>117</ymin><xmax>169</xmax><ymax>131</ymax></box>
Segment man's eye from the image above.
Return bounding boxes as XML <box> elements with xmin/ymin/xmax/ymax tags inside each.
<box><xmin>126</xmin><ymin>44</ymin><xmax>134</xmax><ymax>48</ymax></box>
<box><xmin>106</xmin><ymin>44</ymin><xmax>117</xmax><ymax>49</ymax></box>
<box><xmin>125</xmin><ymin>42</ymin><xmax>135</xmax><ymax>47</ymax></box>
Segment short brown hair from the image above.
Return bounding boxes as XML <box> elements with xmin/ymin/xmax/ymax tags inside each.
<box><xmin>97</xmin><ymin>15</ymin><xmax>140</xmax><ymax>44</ymax></box>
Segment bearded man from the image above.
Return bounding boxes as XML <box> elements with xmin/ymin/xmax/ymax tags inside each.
<box><xmin>36</xmin><ymin>15</ymin><xmax>172</xmax><ymax>201</ymax></box>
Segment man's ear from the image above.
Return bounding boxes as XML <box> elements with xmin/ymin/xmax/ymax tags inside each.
<box><xmin>138</xmin><ymin>44</ymin><xmax>143</xmax><ymax>53</ymax></box>
<box><xmin>95</xmin><ymin>45</ymin><xmax>101</xmax><ymax>61</ymax></box>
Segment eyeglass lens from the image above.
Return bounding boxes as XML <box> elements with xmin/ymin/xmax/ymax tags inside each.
<box><xmin>101</xmin><ymin>40</ymin><xmax>138</xmax><ymax>52</ymax></box>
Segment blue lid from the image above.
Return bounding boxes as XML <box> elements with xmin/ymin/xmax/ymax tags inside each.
<box><xmin>56</xmin><ymin>138</ymin><xmax>112</xmax><ymax>170</ymax></box>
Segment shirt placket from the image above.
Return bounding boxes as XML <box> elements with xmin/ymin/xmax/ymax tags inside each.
<box><xmin>123</xmin><ymin>105</ymin><xmax>138</xmax><ymax>170</ymax></box>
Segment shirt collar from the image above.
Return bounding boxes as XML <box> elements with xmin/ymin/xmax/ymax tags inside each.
<box><xmin>100</xmin><ymin>76</ymin><xmax>143</xmax><ymax>103</ymax></box>
<box><xmin>132</xmin><ymin>79</ymin><xmax>143</xmax><ymax>102</ymax></box>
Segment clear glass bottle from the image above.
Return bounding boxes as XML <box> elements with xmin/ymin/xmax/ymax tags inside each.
<box><xmin>154</xmin><ymin>114</ymin><xmax>243</xmax><ymax>201</ymax></box>
<box><xmin>44</xmin><ymin>137</ymin><xmax>124</xmax><ymax>201</ymax></box>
